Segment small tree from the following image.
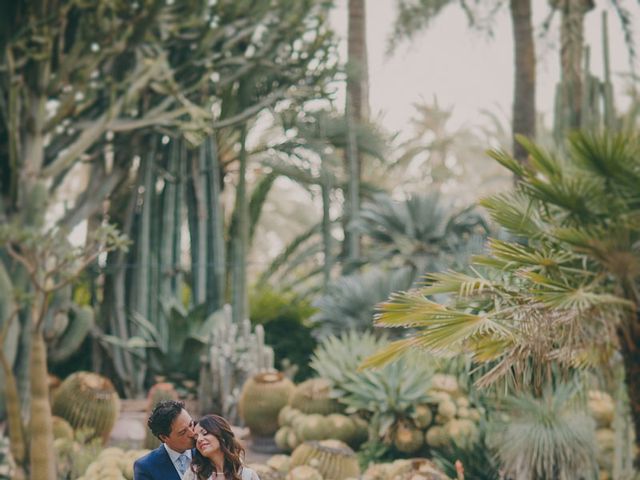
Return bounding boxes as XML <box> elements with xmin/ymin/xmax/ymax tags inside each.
<box><xmin>366</xmin><ymin>131</ymin><xmax>640</xmax><ymax>469</ymax></box>
<box><xmin>0</xmin><ymin>223</ymin><xmax>127</xmax><ymax>479</ymax></box>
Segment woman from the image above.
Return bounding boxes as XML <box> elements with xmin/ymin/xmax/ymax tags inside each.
<box><xmin>186</xmin><ymin>414</ymin><xmax>260</xmax><ymax>480</ymax></box>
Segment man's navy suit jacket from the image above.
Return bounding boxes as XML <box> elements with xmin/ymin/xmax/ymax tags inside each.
<box><xmin>133</xmin><ymin>445</ymin><xmax>184</xmax><ymax>480</ymax></box>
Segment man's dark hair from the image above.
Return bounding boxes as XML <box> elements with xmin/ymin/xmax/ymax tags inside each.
<box><xmin>148</xmin><ymin>399</ymin><xmax>185</xmax><ymax>439</ymax></box>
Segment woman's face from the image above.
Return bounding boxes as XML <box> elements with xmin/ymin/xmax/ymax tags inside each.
<box><xmin>196</xmin><ymin>425</ymin><xmax>221</xmax><ymax>458</ymax></box>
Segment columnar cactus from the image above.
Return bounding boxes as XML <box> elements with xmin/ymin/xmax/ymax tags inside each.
<box><xmin>198</xmin><ymin>305</ymin><xmax>275</xmax><ymax>423</ymax></box>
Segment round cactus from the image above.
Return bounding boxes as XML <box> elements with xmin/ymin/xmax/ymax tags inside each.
<box><xmin>325</xmin><ymin>414</ymin><xmax>357</xmax><ymax>445</ymax></box>
<box><xmin>393</xmin><ymin>421</ymin><xmax>424</xmax><ymax>453</ymax></box>
<box><xmin>425</xmin><ymin>425</ymin><xmax>448</xmax><ymax>449</ymax></box>
<box><xmin>385</xmin><ymin>458</ymin><xmax>449</xmax><ymax>480</ymax></box>
<box><xmin>239</xmin><ymin>371</ymin><xmax>295</xmax><ymax>437</ymax></box>
<box><xmin>267</xmin><ymin>454</ymin><xmax>291</xmax><ymax>473</ymax></box>
<box><xmin>144</xmin><ymin>383</ymin><xmax>179</xmax><ymax>449</ymax></box>
<box><xmin>295</xmin><ymin>414</ymin><xmax>330</xmax><ymax>442</ymax></box>
<box><xmin>275</xmin><ymin>426</ymin><xmax>293</xmax><ymax>451</ymax></box>
<box><xmin>286</xmin><ymin>465</ymin><xmax>323</xmax><ymax>480</ymax></box>
<box><xmin>290</xmin><ymin>440</ymin><xmax>360</xmax><ymax>480</ymax></box>
<box><xmin>412</xmin><ymin>404</ymin><xmax>433</xmax><ymax>429</ymax></box>
<box><xmin>288</xmin><ymin>378</ymin><xmax>342</xmax><ymax>415</ymax></box>
<box><xmin>247</xmin><ymin>463</ymin><xmax>285</xmax><ymax>480</ymax></box>
<box><xmin>52</xmin><ymin>415</ymin><xmax>75</xmax><ymax>440</ymax></box>
<box><xmin>52</xmin><ymin>371</ymin><xmax>120</xmax><ymax>443</ymax></box>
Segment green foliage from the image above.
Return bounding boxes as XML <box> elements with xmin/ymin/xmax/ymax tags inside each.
<box><xmin>489</xmin><ymin>385</ymin><xmax>599</xmax><ymax>480</ymax></box>
<box><xmin>371</xmin><ymin>132</ymin><xmax>640</xmax><ymax>390</ymax></box>
<box><xmin>354</xmin><ymin>192</ymin><xmax>489</xmax><ymax>275</ymax></box>
<box><xmin>430</xmin><ymin>423</ymin><xmax>499</xmax><ymax>480</ymax></box>
<box><xmin>53</xmin><ymin>430</ymin><xmax>103</xmax><ymax>480</ymax></box>
<box><xmin>311</xmin><ymin>267</ymin><xmax>414</xmax><ymax>336</ymax></box>
<box><xmin>339</xmin><ymin>355</ymin><xmax>435</xmax><ymax>442</ymax></box>
<box><xmin>310</xmin><ymin>330</ymin><xmax>388</xmax><ymax>390</ymax></box>
<box><xmin>250</xmin><ymin>286</ymin><xmax>317</xmax><ymax>381</ymax></box>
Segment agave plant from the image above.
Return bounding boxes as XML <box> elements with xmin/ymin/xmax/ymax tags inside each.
<box><xmin>353</xmin><ymin>192</ymin><xmax>489</xmax><ymax>277</ymax></box>
<box><xmin>339</xmin><ymin>354</ymin><xmax>435</xmax><ymax>442</ymax></box>
<box><xmin>310</xmin><ymin>267</ymin><xmax>414</xmax><ymax>336</ymax></box>
<box><xmin>366</xmin><ymin>132</ymin><xmax>640</xmax><ymax>467</ymax></box>
<box><xmin>489</xmin><ymin>385</ymin><xmax>598</xmax><ymax>480</ymax></box>
<box><xmin>310</xmin><ymin>330</ymin><xmax>389</xmax><ymax>392</ymax></box>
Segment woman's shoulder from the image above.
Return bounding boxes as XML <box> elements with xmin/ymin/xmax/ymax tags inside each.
<box><xmin>241</xmin><ymin>466</ymin><xmax>260</xmax><ymax>480</ymax></box>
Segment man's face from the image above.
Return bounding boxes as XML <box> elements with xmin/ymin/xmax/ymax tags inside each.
<box><xmin>160</xmin><ymin>409</ymin><xmax>196</xmax><ymax>453</ymax></box>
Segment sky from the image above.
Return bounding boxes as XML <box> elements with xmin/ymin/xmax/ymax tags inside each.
<box><xmin>331</xmin><ymin>0</ymin><xmax>639</xmax><ymax>137</ymax></box>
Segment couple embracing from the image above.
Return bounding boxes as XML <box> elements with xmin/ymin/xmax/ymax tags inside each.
<box><xmin>134</xmin><ymin>400</ymin><xmax>260</xmax><ymax>480</ymax></box>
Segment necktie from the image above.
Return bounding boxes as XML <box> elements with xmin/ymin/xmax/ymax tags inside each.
<box><xmin>176</xmin><ymin>453</ymin><xmax>189</xmax><ymax>476</ymax></box>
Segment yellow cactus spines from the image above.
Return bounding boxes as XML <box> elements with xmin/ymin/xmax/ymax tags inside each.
<box><xmin>286</xmin><ymin>465</ymin><xmax>323</xmax><ymax>480</ymax></box>
<box><xmin>51</xmin><ymin>371</ymin><xmax>120</xmax><ymax>443</ymax></box>
<box><xmin>290</xmin><ymin>440</ymin><xmax>360</xmax><ymax>480</ymax></box>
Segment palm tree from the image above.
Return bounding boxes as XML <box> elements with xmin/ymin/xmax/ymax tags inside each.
<box><xmin>366</xmin><ymin>132</ymin><xmax>640</xmax><ymax>468</ymax></box>
<box><xmin>345</xmin><ymin>0</ymin><xmax>371</xmax><ymax>263</ymax></box>
<box><xmin>389</xmin><ymin>0</ymin><xmax>536</xmax><ymax>165</ymax></box>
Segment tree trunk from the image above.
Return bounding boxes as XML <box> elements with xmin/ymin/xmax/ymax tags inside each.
<box><xmin>344</xmin><ymin>0</ymin><xmax>369</xmax><ymax>265</ymax></box>
<box><xmin>321</xmin><ymin>171</ymin><xmax>332</xmax><ymax>290</ymax></box>
<box><xmin>509</xmin><ymin>0</ymin><xmax>536</xmax><ymax>165</ymax></box>
<box><xmin>0</xmin><ymin>349</ymin><xmax>26</xmax><ymax>477</ymax></box>
<box><xmin>551</xmin><ymin>0</ymin><xmax>595</xmax><ymax>136</ymax></box>
<box><xmin>619</xmin><ymin>310</ymin><xmax>640</xmax><ymax>469</ymax></box>
<box><xmin>29</xmin><ymin>327</ymin><xmax>55</xmax><ymax>479</ymax></box>
<box><xmin>231</xmin><ymin>128</ymin><xmax>248</xmax><ymax>323</ymax></box>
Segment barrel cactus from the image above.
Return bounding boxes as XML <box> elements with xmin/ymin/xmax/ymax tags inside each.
<box><xmin>393</xmin><ymin>421</ymin><xmax>424</xmax><ymax>453</ymax></box>
<box><xmin>286</xmin><ymin>465</ymin><xmax>323</xmax><ymax>480</ymax></box>
<box><xmin>144</xmin><ymin>383</ymin><xmax>179</xmax><ymax>449</ymax></box>
<box><xmin>290</xmin><ymin>440</ymin><xmax>360</xmax><ymax>480</ymax></box>
<box><xmin>52</xmin><ymin>415</ymin><xmax>75</xmax><ymax>440</ymax></box>
<box><xmin>239</xmin><ymin>371</ymin><xmax>295</xmax><ymax>437</ymax></box>
<box><xmin>52</xmin><ymin>371</ymin><xmax>120</xmax><ymax>443</ymax></box>
<box><xmin>288</xmin><ymin>378</ymin><xmax>341</xmax><ymax>415</ymax></box>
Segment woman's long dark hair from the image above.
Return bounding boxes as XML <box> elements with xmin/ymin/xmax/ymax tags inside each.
<box><xmin>191</xmin><ymin>414</ymin><xmax>245</xmax><ymax>480</ymax></box>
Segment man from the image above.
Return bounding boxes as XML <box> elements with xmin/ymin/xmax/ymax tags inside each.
<box><xmin>134</xmin><ymin>400</ymin><xmax>197</xmax><ymax>480</ymax></box>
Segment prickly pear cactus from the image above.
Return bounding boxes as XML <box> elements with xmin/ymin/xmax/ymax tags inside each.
<box><xmin>239</xmin><ymin>371</ymin><xmax>295</xmax><ymax>437</ymax></box>
<box><xmin>52</xmin><ymin>372</ymin><xmax>120</xmax><ymax>443</ymax></box>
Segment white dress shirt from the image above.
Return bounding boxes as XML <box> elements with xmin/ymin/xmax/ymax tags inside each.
<box><xmin>164</xmin><ymin>443</ymin><xmax>193</xmax><ymax>479</ymax></box>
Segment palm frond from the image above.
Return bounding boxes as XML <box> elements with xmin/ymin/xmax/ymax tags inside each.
<box><xmin>480</xmin><ymin>191</ymin><xmax>542</xmax><ymax>238</ymax></box>
<box><xmin>420</xmin><ymin>271</ymin><xmax>496</xmax><ymax>297</ymax></box>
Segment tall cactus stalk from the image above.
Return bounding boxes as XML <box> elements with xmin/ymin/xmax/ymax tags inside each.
<box><xmin>204</xmin><ymin>136</ymin><xmax>225</xmax><ymax>314</ymax></box>
<box><xmin>172</xmin><ymin>145</ymin><xmax>186</xmax><ymax>297</ymax></box>
<box><xmin>132</xmin><ymin>147</ymin><xmax>155</xmax><ymax>322</ymax></box>
<box><xmin>187</xmin><ymin>144</ymin><xmax>208</xmax><ymax>306</ymax></box>
<box><xmin>29</xmin><ymin>326</ymin><xmax>55</xmax><ymax>480</ymax></box>
<box><xmin>320</xmin><ymin>171</ymin><xmax>333</xmax><ymax>291</ymax></box>
<box><xmin>231</xmin><ymin>127</ymin><xmax>249</xmax><ymax>324</ymax></box>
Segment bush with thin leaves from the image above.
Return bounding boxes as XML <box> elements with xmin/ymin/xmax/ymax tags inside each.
<box><xmin>489</xmin><ymin>385</ymin><xmax>598</xmax><ymax>480</ymax></box>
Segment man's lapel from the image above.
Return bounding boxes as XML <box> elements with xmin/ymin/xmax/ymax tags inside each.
<box><xmin>156</xmin><ymin>445</ymin><xmax>181</xmax><ymax>480</ymax></box>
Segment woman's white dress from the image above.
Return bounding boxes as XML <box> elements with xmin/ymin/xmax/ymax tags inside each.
<box><xmin>183</xmin><ymin>466</ymin><xmax>259</xmax><ymax>480</ymax></box>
